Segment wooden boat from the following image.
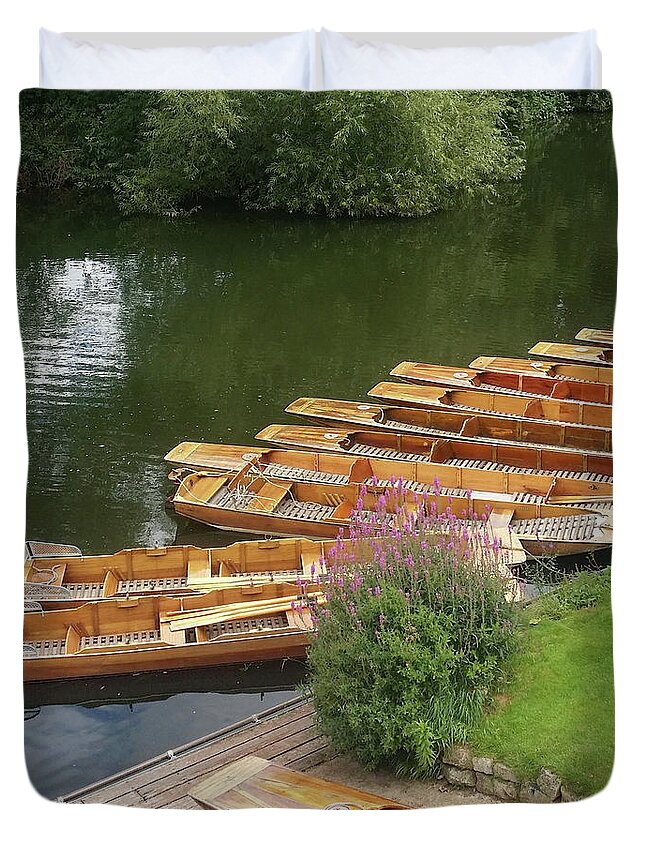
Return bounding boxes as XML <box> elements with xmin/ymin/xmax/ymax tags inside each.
<box><xmin>254</xmin><ymin>424</ymin><xmax>613</xmax><ymax>480</ymax></box>
<box><xmin>24</xmin><ymin>537</ymin><xmax>331</xmax><ymax>610</ymax></box>
<box><xmin>368</xmin><ymin>381</ymin><xmax>612</xmax><ymax>429</ymax></box>
<box><xmin>469</xmin><ymin>356</ymin><xmax>613</xmax><ymax>386</ymax></box>
<box><xmin>528</xmin><ymin>342</ymin><xmax>613</xmax><ymax>366</ymax></box>
<box><xmin>285</xmin><ymin>397</ymin><xmax>613</xmax><ymax>454</ymax></box>
<box><xmin>391</xmin><ymin>360</ymin><xmax>612</xmax><ymax>405</ymax></box>
<box><xmin>170</xmin><ymin>466</ymin><xmax>611</xmax><ymax>558</ymax></box>
<box><xmin>575</xmin><ymin>328</ymin><xmax>613</xmax><ymax>347</ymax></box>
<box><xmin>24</xmin><ymin>580</ymin><xmax>320</xmax><ymax>683</ymax></box>
<box><xmin>165</xmin><ymin>441</ymin><xmax>613</xmax><ymax>506</ymax></box>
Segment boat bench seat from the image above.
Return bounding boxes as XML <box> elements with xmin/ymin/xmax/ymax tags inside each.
<box><xmin>78</xmin><ymin>630</ymin><xmax>162</xmax><ymax>653</ymax></box>
<box><xmin>200</xmin><ymin>613</ymin><xmax>290</xmax><ymax>641</ymax></box>
<box><xmin>63</xmin><ymin>582</ymin><xmax>105</xmax><ymax>599</ymax></box>
<box><xmin>23</xmin><ymin>639</ymin><xmax>67</xmax><ymax>658</ymax></box>
<box><xmin>116</xmin><ymin>577</ymin><xmax>189</xmax><ymax>594</ymax></box>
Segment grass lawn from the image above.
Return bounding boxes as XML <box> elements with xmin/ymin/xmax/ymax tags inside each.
<box><xmin>469</xmin><ymin>590</ymin><xmax>614</xmax><ymax>798</ymax></box>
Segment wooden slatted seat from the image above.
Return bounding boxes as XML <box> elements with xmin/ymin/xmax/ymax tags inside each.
<box><xmin>275</xmin><ymin>498</ymin><xmax>336</xmax><ymax>521</ymax></box>
<box><xmin>116</xmin><ymin>577</ymin><xmax>189</xmax><ymax>594</ymax></box>
<box><xmin>23</xmin><ymin>638</ymin><xmax>67</xmax><ymax>658</ymax></box>
<box><xmin>203</xmin><ymin>614</ymin><xmax>289</xmax><ymax>640</ymax></box>
<box><xmin>511</xmin><ymin>513</ymin><xmax>608</xmax><ymax>541</ymax></box>
<box><xmin>350</xmin><ymin>443</ymin><xmax>429</xmax><ymax>462</ymax></box>
<box><xmin>262</xmin><ymin>463</ymin><xmax>349</xmax><ymax>485</ymax></box>
<box><xmin>63</xmin><ymin>582</ymin><xmax>105</xmax><ymax>599</ymax></box>
<box><xmin>79</xmin><ymin>630</ymin><xmax>161</xmax><ymax>651</ymax></box>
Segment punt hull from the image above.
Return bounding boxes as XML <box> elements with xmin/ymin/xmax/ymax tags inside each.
<box><xmin>171</xmin><ymin>471</ymin><xmax>611</xmax><ymax>560</ymax></box>
<box><xmin>368</xmin><ymin>381</ymin><xmax>612</xmax><ymax>429</ymax></box>
<box><xmin>255</xmin><ymin>424</ymin><xmax>613</xmax><ymax>479</ymax></box>
<box><xmin>469</xmin><ymin>356</ymin><xmax>613</xmax><ymax>385</ymax></box>
<box><xmin>24</xmin><ymin>627</ymin><xmax>311</xmax><ymax>683</ymax></box>
<box><xmin>390</xmin><ymin>360</ymin><xmax>612</xmax><ymax>405</ymax></box>
<box><xmin>285</xmin><ymin>397</ymin><xmax>613</xmax><ymax>454</ymax></box>
<box><xmin>575</xmin><ymin>328</ymin><xmax>613</xmax><ymax>347</ymax></box>
<box><xmin>24</xmin><ymin>537</ymin><xmax>327</xmax><ymax>609</ymax></box>
<box><xmin>528</xmin><ymin>342</ymin><xmax>613</xmax><ymax>366</ymax></box>
<box><xmin>166</xmin><ymin>441</ymin><xmax>613</xmax><ymax>503</ymax></box>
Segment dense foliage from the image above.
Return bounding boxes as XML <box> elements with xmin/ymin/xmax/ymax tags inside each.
<box><xmin>19</xmin><ymin>89</ymin><xmax>611</xmax><ymax>217</ymax></box>
<box><xmin>305</xmin><ymin>481</ymin><xmax>518</xmax><ymax>776</ymax></box>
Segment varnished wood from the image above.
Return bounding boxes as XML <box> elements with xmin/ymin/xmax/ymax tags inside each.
<box><xmin>528</xmin><ymin>341</ymin><xmax>613</xmax><ymax>366</ymax></box>
<box><xmin>166</xmin><ymin>441</ymin><xmax>613</xmax><ymax>504</ymax></box>
<box><xmin>284</xmin><ymin>397</ymin><xmax>613</xmax><ymax>454</ymax></box>
<box><xmin>25</xmin><ymin>537</ymin><xmax>331</xmax><ymax>609</ymax></box>
<box><xmin>575</xmin><ymin>328</ymin><xmax>613</xmax><ymax>346</ymax></box>
<box><xmin>189</xmin><ymin>755</ymin><xmax>408</xmax><ymax>809</ymax></box>
<box><xmin>23</xmin><ymin>579</ymin><xmax>319</xmax><ymax>682</ymax></box>
<box><xmin>469</xmin><ymin>355</ymin><xmax>613</xmax><ymax>385</ymax></box>
<box><xmin>391</xmin><ymin>360</ymin><xmax>612</xmax><ymax>405</ymax></box>
<box><xmin>369</xmin><ymin>381</ymin><xmax>612</xmax><ymax>429</ymax></box>
<box><xmin>255</xmin><ymin>424</ymin><xmax>612</xmax><ymax>478</ymax></box>
<box><xmin>171</xmin><ymin>466</ymin><xmax>612</xmax><ymax>558</ymax></box>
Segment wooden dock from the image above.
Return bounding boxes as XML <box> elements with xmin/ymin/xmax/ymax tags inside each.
<box><xmin>62</xmin><ymin>697</ymin><xmax>334</xmax><ymax>809</ymax></box>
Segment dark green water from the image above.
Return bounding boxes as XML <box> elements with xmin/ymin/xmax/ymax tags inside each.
<box><xmin>18</xmin><ymin>114</ymin><xmax>616</xmax><ymax>798</ymax></box>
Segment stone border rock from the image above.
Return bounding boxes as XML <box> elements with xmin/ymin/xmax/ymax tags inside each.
<box><xmin>441</xmin><ymin>744</ymin><xmax>579</xmax><ymax>803</ymax></box>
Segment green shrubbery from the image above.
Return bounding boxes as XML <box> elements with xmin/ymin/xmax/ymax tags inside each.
<box><xmin>19</xmin><ymin>89</ymin><xmax>611</xmax><ymax>218</ymax></box>
<box><xmin>526</xmin><ymin>567</ymin><xmax>611</xmax><ymax>623</ymax></box>
<box><xmin>306</xmin><ymin>483</ymin><xmax>518</xmax><ymax>776</ymax></box>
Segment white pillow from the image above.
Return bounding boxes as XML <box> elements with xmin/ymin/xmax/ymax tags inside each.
<box><xmin>39</xmin><ymin>29</ymin><xmax>316</xmax><ymax>90</ymax></box>
<box><xmin>320</xmin><ymin>30</ymin><xmax>600</xmax><ymax>90</ymax></box>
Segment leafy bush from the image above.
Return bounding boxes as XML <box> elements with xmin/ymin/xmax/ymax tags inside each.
<box><xmin>528</xmin><ymin>568</ymin><xmax>611</xmax><ymax>622</ymax></box>
<box><xmin>306</xmin><ymin>481</ymin><xmax>518</xmax><ymax>776</ymax></box>
<box><xmin>18</xmin><ymin>89</ymin><xmax>611</xmax><ymax>217</ymax></box>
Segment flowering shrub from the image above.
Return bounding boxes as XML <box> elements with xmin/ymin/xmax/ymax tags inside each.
<box><xmin>306</xmin><ymin>479</ymin><xmax>518</xmax><ymax>776</ymax></box>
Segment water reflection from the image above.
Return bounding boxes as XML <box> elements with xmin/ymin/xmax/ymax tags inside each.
<box><xmin>18</xmin><ymin>114</ymin><xmax>617</xmax><ymax>800</ymax></box>
<box><xmin>24</xmin><ymin>660</ymin><xmax>304</xmax><ymax>800</ymax></box>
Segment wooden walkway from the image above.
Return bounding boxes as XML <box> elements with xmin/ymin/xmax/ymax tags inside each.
<box><xmin>62</xmin><ymin>697</ymin><xmax>334</xmax><ymax>809</ymax></box>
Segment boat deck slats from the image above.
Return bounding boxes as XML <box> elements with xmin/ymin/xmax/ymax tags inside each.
<box><xmin>446</xmin><ymin>458</ymin><xmax>612</xmax><ymax>482</ymax></box>
<box><xmin>385</xmin><ymin>419</ymin><xmax>447</xmax><ymax>435</ymax></box>
<box><xmin>23</xmin><ymin>639</ymin><xmax>66</xmax><ymax>658</ymax></box>
<box><xmin>63</xmin><ymin>582</ymin><xmax>105</xmax><ymax>599</ymax></box>
<box><xmin>80</xmin><ymin>630</ymin><xmax>161</xmax><ymax>650</ymax></box>
<box><xmin>512</xmin><ymin>513</ymin><xmax>607</xmax><ymax>541</ymax></box>
<box><xmin>262</xmin><ymin>463</ymin><xmax>349</xmax><ymax>485</ymax></box>
<box><xmin>208</xmin><ymin>487</ymin><xmax>255</xmax><ymax>510</ymax></box>
<box><xmin>117</xmin><ymin>577</ymin><xmax>189</xmax><ymax>594</ymax></box>
<box><xmin>275</xmin><ymin>499</ymin><xmax>336</xmax><ymax>521</ymax></box>
<box><xmin>204</xmin><ymin>614</ymin><xmax>289</xmax><ymax>639</ymax></box>
<box><xmin>349</xmin><ymin>443</ymin><xmax>429</xmax><ymax>462</ymax></box>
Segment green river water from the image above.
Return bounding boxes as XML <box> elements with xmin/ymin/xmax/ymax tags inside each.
<box><xmin>18</xmin><ymin>114</ymin><xmax>616</xmax><ymax>799</ymax></box>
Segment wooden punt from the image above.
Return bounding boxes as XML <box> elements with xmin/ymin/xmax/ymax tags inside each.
<box><xmin>165</xmin><ymin>441</ymin><xmax>612</xmax><ymax>506</ymax></box>
<box><xmin>23</xmin><ymin>580</ymin><xmax>319</xmax><ymax>683</ymax></box>
<box><xmin>170</xmin><ymin>466</ymin><xmax>611</xmax><ymax>558</ymax></box>
<box><xmin>391</xmin><ymin>360</ymin><xmax>612</xmax><ymax>405</ymax></box>
<box><xmin>284</xmin><ymin>398</ymin><xmax>612</xmax><ymax>456</ymax></box>
<box><xmin>528</xmin><ymin>342</ymin><xmax>613</xmax><ymax>366</ymax></box>
<box><xmin>575</xmin><ymin>328</ymin><xmax>613</xmax><ymax>347</ymax></box>
<box><xmin>255</xmin><ymin>424</ymin><xmax>613</xmax><ymax>480</ymax></box>
<box><xmin>24</xmin><ymin>537</ymin><xmax>331</xmax><ymax>610</ymax></box>
<box><xmin>469</xmin><ymin>356</ymin><xmax>613</xmax><ymax>386</ymax></box>
<box><xmin>368</xmin><ymin>381</ymin><xmax>612</xmax><ymax>429</ymax></box>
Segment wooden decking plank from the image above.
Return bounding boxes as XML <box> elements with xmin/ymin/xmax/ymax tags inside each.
<box><xmin>69</xmin><ymin>698</ymin><xmax>311</xmax><ymax>804</ymax></box>
<box><xmin>267</xmin><ymin>733</ymin><xmax>332</xmax><ymax>765</ymax></box>
<box><xmin>64</xmin><ymin>698</ymin><xmax>329</xmax><ymax>809</ymax></box>
<box><xmin>131</xmin><ymin>709</ymin><xmax>319</xmax><ymax>805</ymax></box>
